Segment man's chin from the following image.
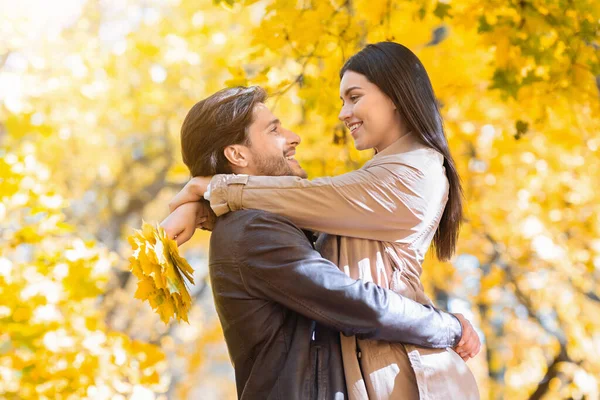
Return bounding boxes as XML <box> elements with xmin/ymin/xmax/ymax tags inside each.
<box><xmin>284</xmin><ymin>159</ymin><xmax>306</xmax><ymax>178</ymax></box>
<box><xmin>293</xmin><ymin>168</ymin><xmax>308</xmax><ymax>179</ymax></box>
<box><xmin>281</xmin><ymin>168</ymin><xmax>306</xmax><ymax>178</ymax></box>
<box><xmin>255</xmin><ymin>158</ymin><xmax>306</xmax><ymax>178</ymax></box>
<box><xmin>287</xmin><ymin>161</ymin><xmax>307</xmax><ymax>178</ymax></box>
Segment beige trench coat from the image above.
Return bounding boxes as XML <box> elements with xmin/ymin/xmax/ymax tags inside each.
<box><xmin>209</xmin><ymin>132</ymin><xmax>479</xmax><ymax>399</ymax></box>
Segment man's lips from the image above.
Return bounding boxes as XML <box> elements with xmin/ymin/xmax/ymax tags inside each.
<box><xmin>284</xmin><ymin>150</ymin><xmax>296</xmax><ymax>160</ymax></box>
<box><xmin>283</xmin><ymin>151</ymin><xmax>299</xmax><ymax>166</ymax></box>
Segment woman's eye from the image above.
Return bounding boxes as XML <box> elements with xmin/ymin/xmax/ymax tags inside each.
<box><xmin>350</xmin><ymin>95</ymin><xmax>359</xmax><ymax>102</ymax></box>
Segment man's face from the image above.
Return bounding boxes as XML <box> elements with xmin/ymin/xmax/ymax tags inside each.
<box><xmin>244</xmin><ymin>103</ymin><xmax>308</xmax><ymax>178</ymax></box>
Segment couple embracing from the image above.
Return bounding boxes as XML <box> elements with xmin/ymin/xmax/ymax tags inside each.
<box><xmin>161</xmin><ymin>42</ymin><xmax>481</xmax><ymax>399</ymax></box>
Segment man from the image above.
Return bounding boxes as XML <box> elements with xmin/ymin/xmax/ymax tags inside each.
<box><xmin>161</xmin><ymin>86</ymin><xmax>479</xmax><ymax>399</ymax></box>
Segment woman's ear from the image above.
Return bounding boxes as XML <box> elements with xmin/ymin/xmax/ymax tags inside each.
<box><xmin>223</xmin><ymin>144</ymin><xmax>250</xmax><ymax>169</ymax></box>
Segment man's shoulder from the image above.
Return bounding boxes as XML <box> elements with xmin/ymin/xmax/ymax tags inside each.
<box><xmin>209</xmin><ymin>209</ymin><xmax>309</xmax><ymax>265</ymax></box>
<box><xmin>211</xmin><ymin>210</ymin><xmax>305</xmax><ymax>248</ymax></box>
<box><xmin>214</xmin><ymin>209</ymin><xmax>297</xmax><ymax>232</ymax></box>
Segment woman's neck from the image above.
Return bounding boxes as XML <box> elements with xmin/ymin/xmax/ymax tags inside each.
<box><xmin>374</xmin><ymin>128</ymin><xmax>410</xmax><ymax>154</ymax></box>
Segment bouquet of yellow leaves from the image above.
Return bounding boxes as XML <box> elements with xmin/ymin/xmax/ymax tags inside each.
<box><xmin>127</xmin><ymin>221</ymin><xmax>195</xmax><ymax>324</ymax></box>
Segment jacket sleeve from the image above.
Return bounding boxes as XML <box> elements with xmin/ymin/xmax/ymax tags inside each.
<box><xmin>238</xmin><ymin>212</ymin><xmax>462</xmax><ymax>348</ymax></box>
<box><xmin>208</xmin><ymin>162</ymin><xmax>435</xmax><ymax>242</ymax></box>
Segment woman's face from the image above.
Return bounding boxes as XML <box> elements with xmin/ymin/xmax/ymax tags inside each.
<box><xmin>338</xmin><ymin>70</ymin><xmax>405</xmax><ymax>152</ymax></box>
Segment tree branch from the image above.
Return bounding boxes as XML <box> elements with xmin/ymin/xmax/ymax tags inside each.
<box><xmin>483</xmin><ymin>233</ymin><xmax>568</xmax><ymax>345</ymax></box>
<box><xmin>476</xmin><ymin>231</ymin><xmax>575</xmax><ymax>396</ymax></box>
<box><xmin>528</xmin><ymin>345</ymin><xmax>569</xmax><ymax>400</ymax></box>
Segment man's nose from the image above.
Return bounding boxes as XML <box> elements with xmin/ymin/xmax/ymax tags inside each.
<box><xmin>338</xmin><ymin>103</ymin><xmax>351</xmax><ymax>121</ymax></box>
<box><xmin>283</xmin><ymin>128</ymin><xmax>301</xmax><ymax>146</ymax></box>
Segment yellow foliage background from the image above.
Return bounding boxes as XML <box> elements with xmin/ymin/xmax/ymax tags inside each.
<box><xmin>1</xmin><ymin>0</ymin><xmax>600</xmax><ymax>399</ymax></box>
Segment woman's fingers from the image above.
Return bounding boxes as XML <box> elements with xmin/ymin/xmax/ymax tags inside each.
<box><xmin>162</xmin><ymin>201</ymin><xmax>202</xmax><ymax>245</ymax></box>
<box><xmin>161</xmin><ymin>219</ymin><xmax>184</xmax><ymax>241</ymax></box>
<box><xmin>195</xmin><ymin>216</ymin><xmax>208</xmax><ymax>227</ymax></box>
<box><xmin>196</xmin><ymin>201</ymin><xmax>212</xmax><ymax>221</ymax></box>
<box><xmin>176</xmin><ymin>227</ymin><xmax>194</xmax><ymax>246</ymax></box>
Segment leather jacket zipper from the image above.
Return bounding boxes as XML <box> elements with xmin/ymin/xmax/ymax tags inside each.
<box><xmin>356</xmin><ymin>340</ymin><xmax>367</xmax><ymax>388</ymax></box>
<box><xmin>356</xmin><ymin>339</ymin><xmax>362</xmax><ymax>360</ymax></box>
<box><xmin>313</xmin><ymin>347</ymin><xmax>320</xmax><ymax>398</ymax></box>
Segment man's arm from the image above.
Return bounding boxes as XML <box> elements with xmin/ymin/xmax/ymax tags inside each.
<box><xmin>238</xmin><ymin>212</ymin><xmax>462</xmax><ymax>349</ymax></box>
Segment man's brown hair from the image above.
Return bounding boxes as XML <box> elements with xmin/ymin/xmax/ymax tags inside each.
<box><xmin>181</xmin><ymin>86</ymin><xmax>267</xmax><ymax>176</ymax></box>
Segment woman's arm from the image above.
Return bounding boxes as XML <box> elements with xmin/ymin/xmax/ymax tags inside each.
<box><xmin>207</xmin><ymin>161</ymin><xmax>445</xmax><ymax>242</ymax></box>
<box><xmin>161</xmin><ymin>200</ymin><xmax>216</xmax><ymax>245</ymax></box>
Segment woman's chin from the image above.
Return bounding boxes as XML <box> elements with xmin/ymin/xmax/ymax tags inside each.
<box><xmin>353</xmin><ymin>140</ymin><xmax>369</xmax><ymax>151</ymax></box>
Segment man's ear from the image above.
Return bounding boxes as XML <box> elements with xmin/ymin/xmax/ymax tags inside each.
<box><xmin>223</xmin><ymin>144</ymin><xmax>250</xmax><ymax>169</ymax></box>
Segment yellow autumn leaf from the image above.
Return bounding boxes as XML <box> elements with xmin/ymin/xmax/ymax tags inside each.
<box><xmin>128</xmin><ymin>221</ymin><xmax>195</xmax><ymax>324</ymax></box>
<box><xmin>495</xmin><ymin>35</ymin><xmax>511</xmax><ymax>69</ymax></box>
<box><xmin>134</xmin><ymin>277</ymin><xmax>156</xmax><ymax>301</ymax></box>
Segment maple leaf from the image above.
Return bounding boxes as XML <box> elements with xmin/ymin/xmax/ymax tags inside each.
<box><xmin>128</xmin><ymin>221</ymin><xmax>195</xmax><ymax>324</ymax></box>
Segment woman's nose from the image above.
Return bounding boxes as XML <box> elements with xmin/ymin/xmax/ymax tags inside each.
<box><xmin>338</xmin><ymin>104</ymin><xmax>351</xmax><ymax>122</ymax></box>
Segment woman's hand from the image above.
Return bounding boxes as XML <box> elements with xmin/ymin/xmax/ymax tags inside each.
<box><xmin>161</xmin><ymin>200</ymin><xmax>216</xmax><ymax>246</ymax></box>
<box><xmin>452</xmin><ymin>313</ymin><xmax>481</xmax><ymax>362</ymax></box>
<box><xmin>168</xmin><ymin>176</ymin><xmax>213</xmax><ymax>213</ymax></box>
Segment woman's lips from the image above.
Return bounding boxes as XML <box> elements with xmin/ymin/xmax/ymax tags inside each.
<box><xmin>350</xmin><ymin>123</ymin><xmax>362</xmax><ymax>139</ymax></box>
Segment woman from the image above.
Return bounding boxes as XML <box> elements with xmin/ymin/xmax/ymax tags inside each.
<box><xmin>168</xmin><ymin>42</ymin><xmax>479</xmax><ymax>399</ymax></box>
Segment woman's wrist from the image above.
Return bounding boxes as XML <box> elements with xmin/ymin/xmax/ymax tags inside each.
<box><xmin>188</xmin><ymin>177</ymin><xmax>204</xmax><ymax>198</ymax></box>
<box><xmin>189</xmin><ymin>176</ymin><xmax>212</xmax><ymax>200</ymax></box>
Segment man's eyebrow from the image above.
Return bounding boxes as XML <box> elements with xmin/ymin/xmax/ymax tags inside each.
<box><xmin>340</xmin><ymin>86</ymin><xmax>362</xmax><ymax>99</ymax></box>
<box><xmin>264</xmin><ymin>118</ymin><xmax>280</xmax><ymax>129</ymax></box>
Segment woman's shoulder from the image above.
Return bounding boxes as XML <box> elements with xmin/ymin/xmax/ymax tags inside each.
<box><xmin>369</xmin><ymin>145</ymin><xmax>444</xmax><ymax>172</ymax></box>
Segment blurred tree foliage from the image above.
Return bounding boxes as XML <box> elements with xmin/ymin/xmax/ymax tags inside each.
<box><xmin>1</xmin><ymin>0</ymin><xmax>599</xmax><ymax>398</ymax></box>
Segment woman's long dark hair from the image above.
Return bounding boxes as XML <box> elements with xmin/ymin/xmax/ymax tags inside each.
<box><xmin>340</xmin><ymin>42</ymin><xmax>463</xmax><ymax>261</ymax></box>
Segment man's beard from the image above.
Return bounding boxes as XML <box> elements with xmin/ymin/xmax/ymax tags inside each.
<box><xmin>251</xmin><ymin>150</ymin><xmax>296</xmax><ymax>177</ymax></box>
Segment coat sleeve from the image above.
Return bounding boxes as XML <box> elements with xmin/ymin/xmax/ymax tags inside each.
<box><xmin>238</xmin><ymin>212</ymin><xmax>462</xmax><ymax>348</ymax></box>
<box><xmin>209</xmin><ymin>160</ymin><xmax>442</xmax><ymax>242</ymax></box>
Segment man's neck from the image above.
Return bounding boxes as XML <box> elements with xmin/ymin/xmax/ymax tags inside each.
<box><xmin>230</xmin><ymin>166</ymin><xmax>255</xmax><ymax>175</ymax></box>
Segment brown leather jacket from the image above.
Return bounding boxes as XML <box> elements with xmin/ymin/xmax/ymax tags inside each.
<box><xmin>209</xmin><ymin>210</ymin><xmax>462</xmax><ymax>399</ymax></box>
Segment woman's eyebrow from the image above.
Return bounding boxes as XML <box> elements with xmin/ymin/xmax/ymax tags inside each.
<box><xmin>340</xmin><ymin>86</ymin><xmax>362</xmax><ymax>99</ymax></box>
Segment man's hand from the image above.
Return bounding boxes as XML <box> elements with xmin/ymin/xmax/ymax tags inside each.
<box><xmin>168</xmin><ymin>176</ymin><xmax>213</xmax><ymax>213</ymax></box>
<box><xmin>452</xmin><ymin>313</ymin><xmax>481</xmax><ymax>362</ymax></box>
<box><xmin>161</xmin><ymin>200</ymin><xmax>216</xmax><ymax>246</ymax></box>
